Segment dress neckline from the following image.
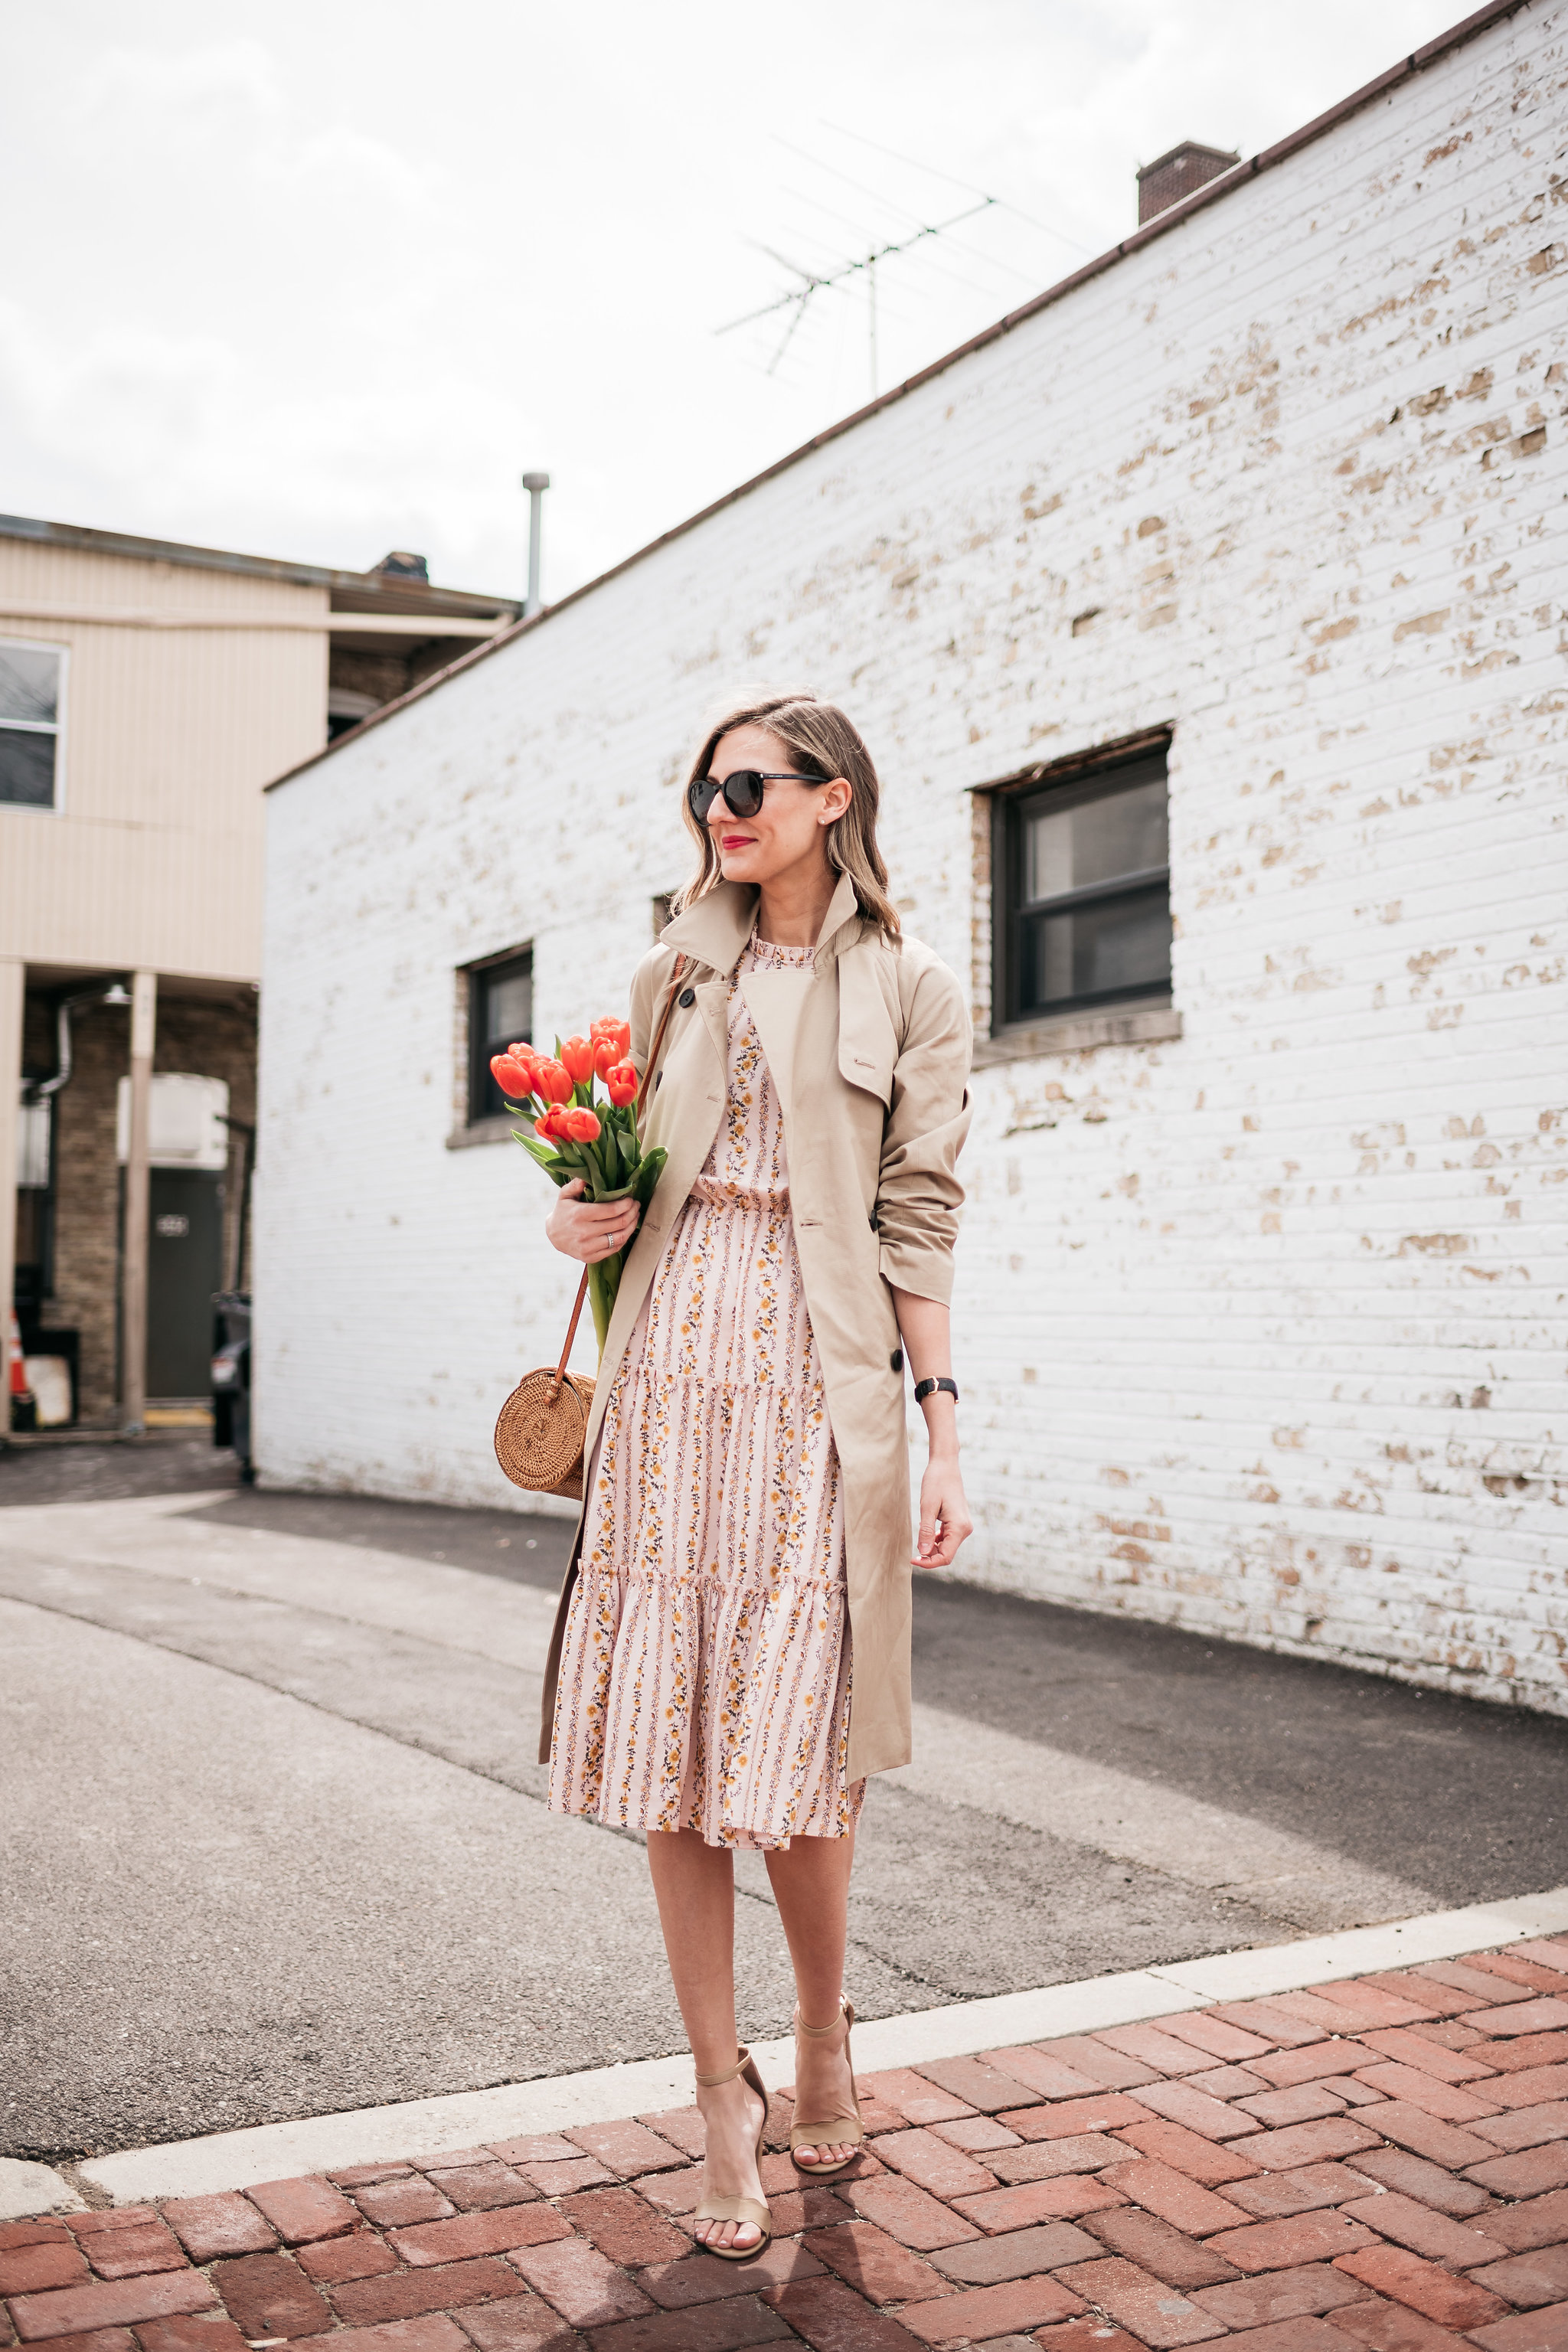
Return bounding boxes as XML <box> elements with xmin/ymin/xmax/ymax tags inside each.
<box><xmin>746</xmin><ymin>933</ymin><xmax>816</xmax><ymax>970</ymax></box>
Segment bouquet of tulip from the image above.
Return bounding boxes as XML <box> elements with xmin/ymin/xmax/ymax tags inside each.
<box><xmin>489</xmin><ymin>1018</ymin><xmax>667</xmax><ymax>1357</ymax></box>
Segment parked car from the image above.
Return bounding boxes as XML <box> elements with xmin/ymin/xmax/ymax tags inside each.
<box><xmin>211</xmin><ymin>1292</ymin><xmax>252</xmax><ymax>1481</ymax></box>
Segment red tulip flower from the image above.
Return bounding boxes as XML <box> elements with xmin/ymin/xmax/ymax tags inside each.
<box><xmin>605</xmin><ymin>1060</ymin><xmax>639</xmax><ymax>1106</ymax></box>
<box><xmin>592</xmin><ymin>1018</ymin><xmax>632</xmax><ymax>1058</ymax></box>
<box><xmin>533</xmin><ymin>1102</ymin><xmax>570</xmax><ymax>1141</ymax></box>
<box><xmin>562</xmin><ymin>1107</ymin><xmax>601</xmax><ymax>1142</ymax></box>
<box><xmin>534</xmin><ymin>1057</ymin><xmax>573</xmax><ymax>1105</ymax></box>
<box><xmin>559</xmin><ymin>1035</ymin><xmax>595</xmax><ymax>1086</ymax></box>
<box><xmin>489</xmin><ymin>1051</ymin><xmax>536</xmax><ymax>1100</ymax></box>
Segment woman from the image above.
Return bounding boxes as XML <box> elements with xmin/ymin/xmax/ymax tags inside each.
<box><xmin>540</xmin><ymin>689</ymin><xmax>972</xmax><ymax>2257</ymax></box>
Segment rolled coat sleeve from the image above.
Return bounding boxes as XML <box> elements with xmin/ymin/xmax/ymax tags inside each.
<box><xmin>876</xmin><ymin>958</ymin><xmax>972</xmax><ymax>1304</ymax></box>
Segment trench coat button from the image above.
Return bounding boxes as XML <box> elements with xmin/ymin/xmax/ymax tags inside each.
<box><xmin>890</xmin><ymin>1348</ymin><xmax>903</xmax><ymax>1373</ymax></box>
<box><xmin>678</xmin><ymin>987</ymin><xmax>696</xmax><ymax>1007</ymax></box>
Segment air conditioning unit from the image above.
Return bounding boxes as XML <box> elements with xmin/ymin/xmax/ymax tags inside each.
<box><xmin>116</xmin><ymin>1073</ymin><xmax>230</xmax><ymax>1171</ymax></box>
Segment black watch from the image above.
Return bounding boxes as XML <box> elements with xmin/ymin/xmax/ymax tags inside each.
<box><xmin>913</xmin><ymin>1377</ymin><xmax>959</xmax><ymax>1405</ymax></box>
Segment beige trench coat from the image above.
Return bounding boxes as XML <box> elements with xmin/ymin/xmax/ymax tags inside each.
<box><xmin>536</xmin><ymin>871</ymin><xmax>972</xmax><ymax>1783</ymax></box>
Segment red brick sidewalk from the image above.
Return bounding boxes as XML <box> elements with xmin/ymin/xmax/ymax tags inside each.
<box><xmin>5</xmin><ymin>1939</ymin><xmax>1567</xmax><ymax>2352</ymax></box>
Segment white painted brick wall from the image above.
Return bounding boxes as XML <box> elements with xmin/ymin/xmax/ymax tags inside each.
<box><xmin>259</xmin><ymin>2</ymin><xmax>1568</xmax><ymax>1711</ymax></box>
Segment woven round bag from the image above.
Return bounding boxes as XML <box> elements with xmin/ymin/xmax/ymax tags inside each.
<box><xmin>494</xmin><ymin>1367</ymin><xmax>596</xmax><ymax>1498</ymax></box>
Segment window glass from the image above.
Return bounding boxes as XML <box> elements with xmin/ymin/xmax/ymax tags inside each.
<box><xmin>1024</xmin><ymin>776</ymin><xmax>1168</xmax><ymax>903</ymax></box>
<box><xmin>1</xmin><ymin>642</ymin><xmax>63</xmax><ymax>809</ymax></box>
<box><xmin>485</xmin><ymin>968</ymin><xmax>532</xmax><ymax>1044</ymax></box>
<box><xmin>469</xmin><ymin>952</ymin><xmax>533</xmax><ymax>1122</ymax></box>
<box><xmin>0</xmin><ymin>732</ymin><xmax>57</xmax><ymax>808</ymax></box>
<box><xmin>1021</xmin><ymin>888</ymin><xmax>1171</xmax><ymax>1014</ymax></box>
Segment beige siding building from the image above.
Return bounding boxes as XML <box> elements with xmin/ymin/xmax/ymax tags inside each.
<box><xmin>1</xmin><ymin>515</ymin><xmax>516</xmax><ymax>1428</ymax></box>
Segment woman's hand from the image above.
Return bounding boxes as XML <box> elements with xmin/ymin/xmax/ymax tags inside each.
<box><xmin>914</xmin><ymin>1449</ymin><xmax>972</xmax><ymax>1570</ymax></box>
<box><xmin>546</xmin><ymin>1178</ymin><xmax>641</xmax><ymax>1264</ymax></box>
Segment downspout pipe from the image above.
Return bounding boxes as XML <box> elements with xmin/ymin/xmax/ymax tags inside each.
<box><xmin>27</xmin><ymin>978</ymin><xmax>132</xmax><ymax>1103</ymax></box>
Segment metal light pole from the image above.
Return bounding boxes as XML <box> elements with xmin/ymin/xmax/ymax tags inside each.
<box><xmin>521</xmin><ymin>471</ymin><xmax>550</xmax><ymax>616</ymax></box>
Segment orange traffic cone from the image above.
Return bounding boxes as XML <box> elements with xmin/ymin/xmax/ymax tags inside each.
<box><xmin>8</xmin><ymin>1311</ymin><xmax>36</xmax><ymax>1432</ymax></box>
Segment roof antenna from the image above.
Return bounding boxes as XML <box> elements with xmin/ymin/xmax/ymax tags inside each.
<box><xmin>717</xmin><ymin>198</ymin><xmax>995</xmax><ymax>399</ymax></box>
<box><xmin>521</xmin><ymin>472</ymin><xmax>550</xmax><ymax>615</ymax></box>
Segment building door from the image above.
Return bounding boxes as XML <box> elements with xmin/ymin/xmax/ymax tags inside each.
<box><xmin>145</xmin><ymin>1168</ymin><xmax>224</xmax><ymax>1397</ymax></box>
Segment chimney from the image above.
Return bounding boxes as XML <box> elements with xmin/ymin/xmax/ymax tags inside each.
<box><xmin>371</xmin><ymin>550</ymin><xmax>430</xmax><ymax>581</ymax></box>
<box><xmin>1136</xmin><ymin>141</ymin><xmax>1240</xmax><ymax>226</ymax></box>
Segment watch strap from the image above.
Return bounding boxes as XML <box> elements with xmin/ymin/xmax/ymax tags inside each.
<box><xmin>913</xmin><ymin>1376</ymin><xmax>959</xmax><ymax>1405</ymax></box>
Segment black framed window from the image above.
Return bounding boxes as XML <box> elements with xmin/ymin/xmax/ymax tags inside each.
<box><xmin>0</xmin><ymin>641</ymin><xmax>64</xmax><ymax>809</ymax></box>
<box><xmin>468</xmin><ymin>950</ymin><xmax>533</xmax><ymax>1123</ymax></box>
<box><xmin>996</xmin><ymin>747</ymin><xmax>1171</xmax><ymax>1027</ymax></box>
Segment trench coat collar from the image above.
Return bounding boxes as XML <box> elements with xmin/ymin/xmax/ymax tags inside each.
<box><xmin>658</xmin><ymin>871</ymin><xmax>863</xmax><ymax>976</ymax></box>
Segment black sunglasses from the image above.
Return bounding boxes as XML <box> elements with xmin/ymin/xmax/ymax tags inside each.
<box><xmin>688</xmin><ymin>769</ymin><xmax>825</xmax><ymax>821</ymax></box>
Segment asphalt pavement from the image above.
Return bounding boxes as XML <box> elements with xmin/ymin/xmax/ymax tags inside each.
<box><xmin>2</xmin><ymin>1442</ymin><xmax>1564</xmax><ymax>2168</ymax></box>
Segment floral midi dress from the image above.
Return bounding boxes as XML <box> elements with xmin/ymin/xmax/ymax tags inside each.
<box><xmin>547</xmin><ymin>933</ymin><xmax>864</xmax><ymax>1850</ymax></box>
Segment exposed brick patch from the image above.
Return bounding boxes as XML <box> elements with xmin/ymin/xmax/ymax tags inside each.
<box><xmin>929</xmin><ymin>2218</ymin><xmax>1102</xmax><ymax>2285</ymax></box>
<box><xmin>1327</xmin><ymin>2292</ymin><xmax>1478</xmax><ymax>2352</ymax></box>
<box><xmin>1192</xmin><ymin>2262</ymin><xmax>1373</xmax><ymax>2328</ymax></box>
<box><xmin>1097</xmin><ymin>2027</ymin><xmax>1216</xmax><ymax>2079</ymax></box>
<box><xmin>632</xmin><ymin>2239</ymin><xmax>822</xmax><ymax>2311</ymax></box>
<box><xmin>211</xmin><ymin>2253</ymin><xmax>332</xmax><ymax>2340</ymax></box>
<box><xmin>1134</xmin><ymin>2082</ymin><xmax>1265</xmax><ymax>2142</ymax></box>
<box><xmin>800</xmin><ymin>2220</ymin><xmax>952</xmax><ymax>2306</ymax></box>
<box><xmin>416</xmin><ymin>2169</ymin><xmax>537</xmax><ymax>2215</ymax></box>
<box><xmin>949</xmin><ymin>2176</ymin><xmax>1129</xmax><ymax>2233</ymax></box>
<box><xmin>1083</xmin><ymin>2205</ymin><xmax>1243</xmax><ymax>2288</ymax></box>
<box><xmin>1240</xmin><ymin>2088</ymin><xmax>1354</xmax><ymax>2129</ymax></box>
<box><xmin>911</xmin><ymin>2055</ymin><xmax>1041</xmax><ymax>2114</ymax></box>
<box><xmin>132</xmin><ymin>2317</ymin><xmax>249</xmax><ymax>2352</ymax></box>
<box><xmin>1223</xmin><ymin>2165</ymin><xmax>1393</xmax><ymax>2221</ymax></box>
<box><xmin>11</xmin><ymin>2334</ymin><xmax>131</xmax><ymax>2352</ymax></box>
<box><xmin>295</xmin><ymin>2235</ymin><xmax>399</xmax><ymax>2286</ymax></box>
<box><xmin>1347</xmin><ymin>2148</ymin><xmax>1496</xmax><ymax>2216</ymax></box>
<box><xmin>1252</xmin><ymin>2047</ymin><xmax>1376</xmax><ymax>2092</ymax></box>
<box><xmin>1112</xmin><ymin>2120</ymin><xmax>1262</xmax><ymax>2185</ymax></box>
<box><xmin>1099</xmin><ymin>2159</ymin><xmax>1253</xmax><ymax>2236</ymax></box>
<box><xmin>11</xmin><ymin>2272</ymin><xmax>218</xmax><ymax>2342</ymax></box>
<box><xmin>0</xmin><ymin>2234</ymin><xmax>72</xmax><ymax>2256</ymax></box>
<box><xmin>518</xmin><ymin>2167</ymin><xmax>613</xmax><ymax>2201</ymax></box>
<box><xmin>1338</xmin><ymin>2191</ymin><xmax>1508</xmax><ymax>2267</ymax></box>
<box><xmin>1484</xmin><ymin>2189</ymin><xmax>1568</xmax><ymax>2252</ymax></box>
<box><xmin>1466</xmin><ymin>2145</ymin><xmax>1568</xmax><ymax>2199</ymax></box>
<box><xmin>454</xmin><ymin>2298</ymin><xmax>586</xmax><ymax>2350</ymax></box>
<box><xmin>1468</xmin><ymin>2250</ymin><xmax>1568</xmax><ymax>2311</ymax></box>
<box><xmin>988</xmin><ymin>2134</ymin><xmax>1132</xmax><ymax>2184</ymax></box>
<box><xmin>1034</xmin><ymin>2039</ymin><xmax>1162</xmax><ymax>2092</ymax></box>
<box><xmin>590</xmin><ymin>2295</ymin><xmax>789</xmax><ymax>2350</ymax></box>
<box><xmin>1001</xmin><ymin>2095</ymin><xmax>1155</xmax><ymax>2141</ymax></box>
<box><xmin>762</xmin><ymin>2274</ymin><xmax>919</xmax><ymax>2347</ymax></box>
<box><xmin>245</xmin><ymin>2182</ymin><xmax>358</xmax><ymax>2249</ymax></box>
<box><xmin>159</xmin><ymin>2198</ymin><xmax>276</xmax><ymax>2265</ymax></box>
<box><xmin>331</xmin><ymin>2261</ymin><xmax>532</xmax><ymax>2328</ymax></box>
<box><xmin>77</xmin><ymin>2233</ymin><xmax>185</xmax><ymax>2287</ymax></box>
<box><xmin>485</xmin><ymin>2143</ymin><xmax>579</xmax><ymax>2170</ymax></box>
<box><xmin>632</xmin><ymin>2110</ymin><xmax>704</xmax><ymax>2161</ymax></box>
<box><xmin>348</xmin><ymin>2184</ymin><xmax>457</xmax><ymax>2232</ymax></box>
<box><xmin>1210</xmin><ymin>2212</ymin><xmax>1380</xmax><ymax>2273</ymax></box>
<box><xmin>560</xmin><ymin>2127</ymin><xmax>683</xmax><ymax>2184</ymax></box>
<box><xmin>550</xmin><ymin>2196</ymin><xmax>684</xmax><ymax>2275</ymax></box>
<box><xmin>1035</xmin><ymin>2324</ymin><xmax>1148</xmax><ymax>2352</ymax></box>
<box><xmin>862</xmin><ymin>2129</ymin><xmax>995</xmax><ymax>2200</ymax></box>
<box><xmin>1243</xmin><ymin>2121</ymin><xmax>1383</xmax><ymax>2173</ymax></box>
<box><xmin>329</xmin><ymin>2321</ymin><xmax>473</xmax><ymax>2352</ymax></box>
<box><xmin>388</xmin><ymin>2212</ymin><xmax>571</xmax><ymax>2271</ymax></box>
<box><xmin>1052</xmin><ymin>2256</ymin><xmax>1225</xmax><ymax>2347</ymax></box>
<box><xmin>977</xmin><ymin>2049</ymin><xmax>1107</xmax><ymax>2102</ymax></box>
<box><xmin>1332</xmin><ymin>2245</ymin><xmax>1510</xmax><ymax>2328</ymax></box>
<box><xmin>1468</xmin><ymin>2311</ymin><xmax>1568</xmax><ymax>2352</ymax></box>
<box><xmin>896</xmin><ymin>2272</ymin><xmax>1088</xmax><ymax>2343</ymax></box>
<box><xmin>0</xmin><ymin>2254</ymin><xmax>89</xmax><ymax>2301</ymax></box>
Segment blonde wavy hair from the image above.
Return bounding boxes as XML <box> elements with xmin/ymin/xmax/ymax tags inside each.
<box><xmin>674</xmin><ymin>688</ymin><xmax>901</xmax><ymax>942</ymax></box>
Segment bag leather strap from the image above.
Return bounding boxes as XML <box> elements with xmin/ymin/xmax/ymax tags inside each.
<box><xmin>551</xmin><ymin>954</ymin><xmax>689</xmax><ymax>1394</ymax></box>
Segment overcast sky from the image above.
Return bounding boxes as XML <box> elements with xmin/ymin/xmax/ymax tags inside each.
<box><xmin>5</xmin><ymin>1</ymin><xmax>1465</xmax><ymax>604</ymax></box>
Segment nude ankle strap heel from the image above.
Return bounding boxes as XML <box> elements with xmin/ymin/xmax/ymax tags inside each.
<box><xmin>789</xmin><ymin>1998</ymin><xmax>864</xmax><ymax>2177</ymax></box>
<box><xmin>693</xmin><ymin>2045</ymin><xmax>772</xmax><ymax>2262</ymax></box>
